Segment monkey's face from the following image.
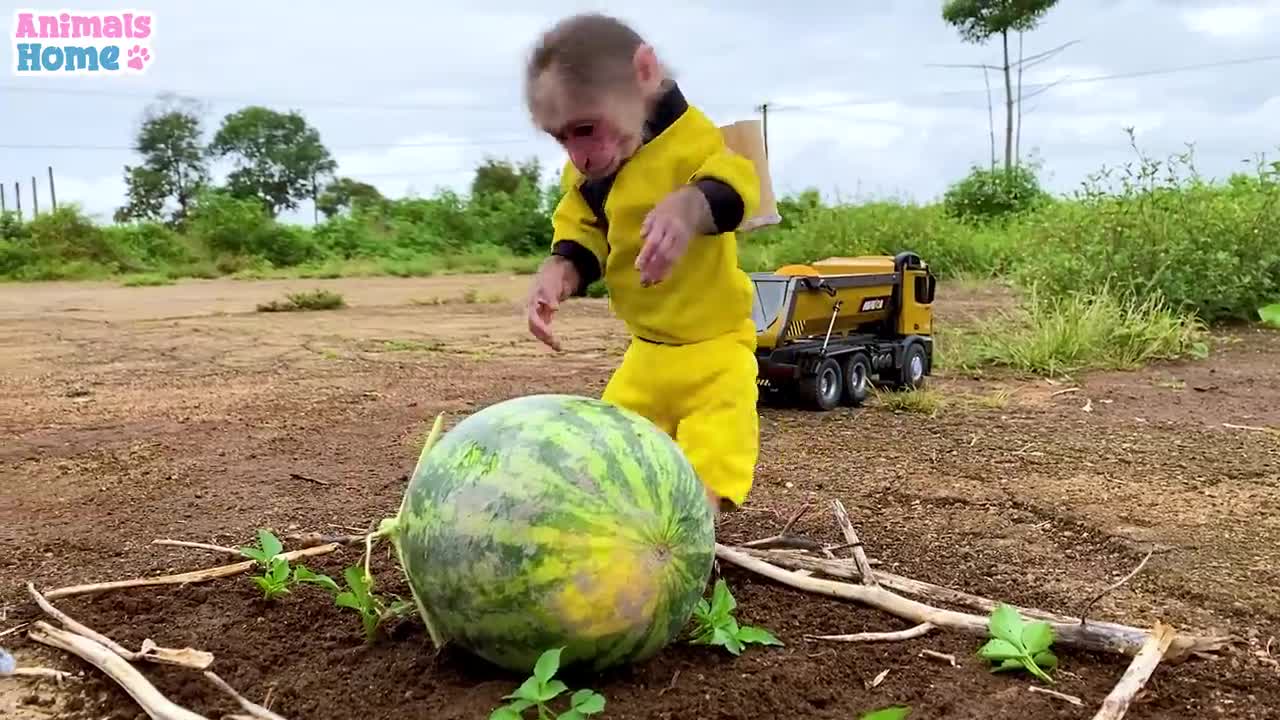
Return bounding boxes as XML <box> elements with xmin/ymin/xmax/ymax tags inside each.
<box><xmin>528</xmin><ymin>45</ymin><xmax>662</xmax><ymax>180</ymax></box>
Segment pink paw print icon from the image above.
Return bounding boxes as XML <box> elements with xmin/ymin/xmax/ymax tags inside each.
<box><xmin>127</xmin><ymin>45</ymin><xmax>151</xmax><ymax>71</ymax></box>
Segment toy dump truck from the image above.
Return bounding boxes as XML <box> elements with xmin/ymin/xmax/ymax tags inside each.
<box><xmin>751</xmin><ymin>251</ymin><xmax>936</xmax><ymax>410</ymax></box>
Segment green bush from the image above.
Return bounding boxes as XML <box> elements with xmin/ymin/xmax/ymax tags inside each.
<box><xmin>942</xmin><ymin>164</ymin><xmax>1050</xmax><ymax>223</ymax></box>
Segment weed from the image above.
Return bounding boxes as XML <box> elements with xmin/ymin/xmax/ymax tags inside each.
<box><xmin>951</xmin><ymin>286</ymin><xmax>1209</xmax><ymax>377</ymax></box>
<box><xmin>329</xmin><ymin>565</ymin><xmax>412</xmax><ymax>643</ymax></box>
<box><xmin>875</xmin><ymin>388</ymin><xmax>945</xmax><ymax>415</ymax></box>
<box><xmin>379</xmin><ymin>339</ymin><xmax>444</xmax><ymax>352</ymax></box>
<box><xmin>688</xmin><ymin>579</ymin><xmax>783</xmax><ymax>655</ymax></box>
<box><xmin>1261</xmin><ymin>303</ymin><xmax>1280</xmax><ymax>328</ymax></box>
<box><xmin>238</xmin><ymin>529</ymin><xmax>337</xmax><ymax>600</ymax></box>
<box><xmin>257</xmin><ymin>289</ymin><xmax>346</xmax><ymax>312</ymax></box>
<box><xmin>860</xmin><ymin>707</ymin><xmax>911</xmax><ymax>720</ymax></box>
<box><xmin>976</xmin><ymin>388</ymin><xmax>1013</xmax><ymax>409</ymax></box>
<box><xmin>976</xmin><ymin>603</ymin><xmax>1058</xmax><ymax>684</ymax></box>
<box><xmin>120</xmin><ymin>273</ymin><xmax>174</xmax><ymax>287</ymax></box>
<box><xmin>489</xmin><ymin>647</ymin><xmax>606</xmax><ymax>720</ymax></box>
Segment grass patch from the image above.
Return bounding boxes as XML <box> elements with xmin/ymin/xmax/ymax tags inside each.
<box><xmin>412</xmin><ymin>288</ymin><xmax>507</xmax><ymax>306</ymax></box>
<box><xmin>875</xmin><ymin>387</ymin><xmax>946</xmax><ymax>415</ymax></box>
<box><xmin>378</xmin><ymin>339</ymin><xmax>444</xmax><ymax>352</ymax></box>
<box><xmin>120</xmin><ymin>272</ymin><xmax>175</xmax><ymax>287</ymax></box>
<box><xmin>946</xmin><ymin>287</ymin><xmax>1209</xmax><ymax>377</ymax></box>
<box><xmin>257</xmin><ymin>289</ymin><xmax>346</xmax><ymax>313</ymax></box>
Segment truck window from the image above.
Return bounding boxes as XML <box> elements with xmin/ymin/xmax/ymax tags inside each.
<box><xmin>751</xmin><ymin>278</ymin><xmax>790</xmax><ymax>332</ymax></box>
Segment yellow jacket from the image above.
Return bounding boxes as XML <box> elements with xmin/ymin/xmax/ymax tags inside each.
<box><xmin>550</xmin><ymin>83</ymin><xmax>761</xmax><ymax>346</ymax></box>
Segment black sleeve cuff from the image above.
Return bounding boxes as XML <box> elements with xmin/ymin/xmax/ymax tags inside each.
<box><xmin>551</xmin><ymin>240</ymin><xmax>602</xmax><ymax>296</ymax></box>
<box><xmin>695</xmin><ymin>178</ymin><xmax>745</xmax><ymax>233</ymax></box>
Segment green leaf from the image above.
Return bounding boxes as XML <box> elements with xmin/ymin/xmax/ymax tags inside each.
<box><xmin>709</xmin><ymin>579</ymin><xmax>737</xmax><ymax>619</ymax></box>
<box><xmin>1021</xmin><ymin>621</ymin><xmax>1054</xmax><ymax>656</ymax></box>
<box><xmin>1033</xmin><ymin>650</ymin><xmax>1059</xmax><ymax>671</ymax></box>
<box><xmin>991</xmin><ymin>658</ymin><xmax>1024</xmax><ymax>673</ymax></box>
<box><xmin>988</xmin><ymin>604</ymin><xmax>1025</xmax><ymax>648</ymax></box>
<box><xmin>293</xmin><ymin>566</ymin><xmax>340</xmax><ymax>593</ymax></box>
<box><xmin>559</xmin><ymin>711</ymin><xmax>584</xmax><ymax>720</ymax></box>
<box><xmin>538</xmin><ymin>679</ymin><xmax>568</xmax><ymax>703</ymax></box>
<box><xmin>239</xmin><ymin>546</ymin><xmax>268</xmax><ymax>564</ymax></box>
<box><xmin>488</xmin><ymin>707</ymin><xmax>524</xmax><ymax>720</ymax></box>
<box><xmin>736</xmin><ymin>625</ymin><xmax>784</xmax><ymax>647</ymax></box>
<box><xmin>976</xmin><ymin>638</ymin><xmax>1023</xmax><ymax>662</ymax></box>
<box><xmin>1259</xmin><ymin>303</ymin><xmax>1280</xmax><ymax>328</ymax></box>
<box><xmin>533</xmin><ymin>647</ymin><xmax>562</xmax><ymax>684</ymax></box>
<box><xmin>860</xmin><ymin>706</ymin><xmax>911</xmax><ymax>720</ymax></box>
<box><xmin>724</xmin><ymin>633</ymin><xmax>745</xmax><ymax>656</ymax></box>
<box><xmin>570</xmin><ymin>690</ymin><xmax>605</xmax><ymax>714</ymax></box>
<box><xmin>334</xmin><ymin>591</ymin><xmax>363</xmax><ymax>611</ymax></box>
<box><xmin>342</xmin><ymin>565</ymin><xmax>371</xmax><ymax>599</ymax></box>
<box><xmin>506</xmin><ymin>677</ymin><xmax>543</xmax><ymax>704</ymax></box>
<box><xmin>268</xmin><ymin>556</ymin><xmax>291</xmax><ymax>583</ymax></box>
<box><xmin>257</xmin><ymin>529</ymin><xmax>283</xmax><ymax>559</ymax></box>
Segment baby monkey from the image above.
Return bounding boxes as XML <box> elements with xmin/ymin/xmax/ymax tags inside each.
<box><xmin>524</xmin><ymin>13</ymin><xmax>763</xmax><ymax>514</ymax></box>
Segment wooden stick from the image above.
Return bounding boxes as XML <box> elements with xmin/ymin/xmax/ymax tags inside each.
<box><xmin>152</xmin><ymin>540</ymin><xmax>242</xmax><ymax>556</ymax></box>
<box><xmin>285</xmin><ymin>532</ymin><xmax>367</xmax><ymax>549</ymax></box>
<box><xmin>43</xmin><ymin>543</ymin><xmax>341</xmax><ymax>600</ymax></box>
<box><xmin>26</xmin><ymin>621</ymin><xmax>208</xmax><ymax>720</ymax></box>
<box><xmin>715</xmin><ymin>544</ymin><xmax>1232</xmax><ymax>662</ymax></box>
<box><xmin>27</xmin><ymin>583</ymin><xmax>213</xmax><ymax>670</ymax></box>
<box><xmin>1092</xmin><ymin>621</ymin><xmax>1176</xmax><ymax>720</ymax></box>
<box><xmin>9</xmin><ymin>667</ymin><xmax>74</xmax><ymax>682</ymax></box>
<box><xmin>919</xmin><ymin>649</ymin><xmax>957</xmax><ymax>666</ymax></box>
<box><xmin>204</xmin><ymin>671</ymin><xmax>289</xmax><ymax>720</ymax></box>
<box><xmin>831</xmin><ymin>500</ymin><xmax>877</xmax><ymax>586</ymax></box>
<box><xmin>807</xmin><ymin>622</ymin><xmax>935</xmax><ymax>643</ymax></box>
<box><xmin>1030</xmin><ymin>686</ymin><xmax>1084</xmax><ymax>706</ymax></box>
<box><xmin>0</xmin><ymin>623</ymin><xmax>30</xmax><ymax>638</ymax></box>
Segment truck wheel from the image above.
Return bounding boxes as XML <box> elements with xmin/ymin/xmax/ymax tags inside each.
<box><xmin>894</xmin><ymin>342</ymin><xmax>929</xmax><ymax>389</ymax></box>
<box><xmin>842</xmin><ymin>352</ymin><xmax>872</xmax><ymax>406</ymax></box>
<box><xmin>799</xmin><ymin>357</ymin><xmax>843</xmax><ymax>411</ymax></box>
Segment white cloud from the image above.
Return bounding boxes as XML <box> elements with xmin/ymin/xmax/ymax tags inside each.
<box><xmin>1180</xmin><ymin>3</ymin><xmax>1280</xmax><ymax>39</ymax></box>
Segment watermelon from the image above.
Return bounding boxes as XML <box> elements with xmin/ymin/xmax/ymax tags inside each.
<box><xmin>387</xmin><ymin>394</ymin><xmax>716</xmax><ymax>674</ymax></box>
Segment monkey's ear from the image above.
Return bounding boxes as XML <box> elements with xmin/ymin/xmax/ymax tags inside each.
<box><xmin>632</xmin><ymin>43</ymin><xmax>662</xmax><ymax>91</ymax></box>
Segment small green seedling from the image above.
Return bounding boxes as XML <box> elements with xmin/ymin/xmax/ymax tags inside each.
<box><xmin>976</xmin><ymin>603</ymin><xmax>1059</xmax><ymax>684</ymax></box>
<box><xmin>860</xmin><ymin>706</ymin><xmax>911</xmax><ymax>720</ymax></box>
<box><xmin>489</xmin><ymin>648</ymin><xmax>606</xmax><ymax>720</ymax></box>
<box><xmin>688</xmin><ymin>578</ymin><xmax>783</xmax><ymax>655</ymax></box>
<box><xmin>238</xmin><ymin>529</ymin><xmax>338</xmax><ymax>600</ymax></box>
<box><xmin>333</xmin><ymin>565</ymin><xmax>412</xmax><ymax>643</ymax></box>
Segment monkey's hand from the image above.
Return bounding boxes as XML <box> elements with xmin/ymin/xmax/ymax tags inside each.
<box><xmin>636</xmin><ymin>186</ymin><xmax>710</xmax><ymax>287</ymax></box>
<box><xmin>526</xmin><ymin>256</ymin><xmax>580</xmax><ymax>352</ymax></box>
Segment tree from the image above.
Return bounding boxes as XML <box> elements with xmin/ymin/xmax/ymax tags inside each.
<box><xmin>942</xmin><ymin>0</ymin><xmax>1059</xmax><ymax>172</ymax></box>
<box><xmin>207</xmin><ymin>106</ymin><xmax>337</xmax><ymax>216</ymax></box>
<box><xmin>470</xmin><ymin>157</ymin><xmax>542</xmax><ymax>198</ymax></box>
<box><xmin>115</xmin><ymin>93</ymin><xmax>211</xmax><ymax>225</ymax></box>
<box><xmin>316</xmin><ymin>177</ymin><xmax>384</xmax><ymax>219</ymax></box>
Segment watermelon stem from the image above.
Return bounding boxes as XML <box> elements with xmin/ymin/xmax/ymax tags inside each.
<box><xmin>357</xmin><ymin>412</ymin><xmax>447</xmax><ymax>648</ymax></box>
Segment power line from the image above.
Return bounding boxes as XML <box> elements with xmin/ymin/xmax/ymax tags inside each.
<box><xmin>0</xmin><ymin>137</ymin><xmax>544</xmax><ymax>152</ymax></box>
<box><xmin>769</xmin><ymin>53</ymin><xmax>1280</xmax><ymax>112</ymax></box>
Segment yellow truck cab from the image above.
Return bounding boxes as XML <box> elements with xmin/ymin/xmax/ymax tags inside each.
<box><xmin>750</xmin><ymin>251</ymin><xmax>936</xmax><ymax>410</ymax></box>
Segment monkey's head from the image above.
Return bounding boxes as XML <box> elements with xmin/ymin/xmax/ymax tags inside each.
<box><xmin>525</xmin><ymin>14</ymin><xmax>666</xmax><ymax>180</ymax></box>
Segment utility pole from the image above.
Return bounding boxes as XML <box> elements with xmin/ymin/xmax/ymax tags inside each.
<box><xmin>756</xmin><ymin>102</ymin><xmax>770</xmax><ymax>158</ymax></box>
<box><xmin>311</xmin><ymin>171</ymin><xmax>318</xmax><ymax>224</ymax></box>
<box><xmin>31</xmin><ymin>176</ymin><xmax>38</xmax><ymax>216</ymax></box>
<box><xmin>1</xmin><ymin>184</ymin><xmax>5</xmax><ymax>214</ymax></box>
<box><xmin>15</xmin><ymin>181</ymin><xmax>21</xmax><ymax>220</ymax></box>
<box><xmin>48</xmin><ymin>166</ymin><xmax>57</xmax><ymax>211</ymax></box>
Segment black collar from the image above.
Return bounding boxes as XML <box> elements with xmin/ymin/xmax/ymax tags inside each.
<box><xmin>641</xmin><ymin>81</ymin><xmax>688</xmax><ymax>143</ymax></box>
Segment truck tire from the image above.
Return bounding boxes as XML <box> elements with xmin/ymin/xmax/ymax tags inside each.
<box><xmin>842</xmin><ymin>351</ymin><xmax>872</xmax><ymax>406</ymax></box>
<box><xmin>894</xmin><ymin>341</ymin><xmax>929</xmax><ymax>390</ymax></box>
<box><xmin>799</xmin><ymin>357</ymin><xmax>843</xmax><ymax>411</ymax></box>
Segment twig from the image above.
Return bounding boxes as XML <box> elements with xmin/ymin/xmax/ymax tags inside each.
<box><xmin>807</xmin><ymin>622</ymin><xmax>935</xmax><ymax>643</ymax></box>
<box><xmin>919</xmin><ymin>649</ymin><xmax>957</xmax><ymax>666</ymax></box>
<box><xmin>9</xmin><ymin>667</ymin><xmax>75</xmax><ymax>682</ymax></box>
<box><xmin>865</xmin><ymin>669</ymin><xmax>891</xmax><ymax>689</ymax></box>
<box><xmin>284</xmin><ymin>532</ymin><xmax>366</xmax><ymax>548</ymax></box>
<box><xmin>831</xmin><ymin>500</ymin><xmax>877</xmax><ymax>586</ymax></box>
<box><xmin>658</xmin><ymin>669</ymin><xmax>680</xmax><ymax>696</ymax></box>
<box><xmin>1222</xmin><ymin>423</ymin><xmax>1272</xmax><ymax>432</ymax></box>
<box><xmin>1079</xmin><ymin>550</ymin><xmax>1155</xmax><ymax>624</ymax></box>
<box><xmin>780</xmin><ymin>503</ymin><xmax>810</xmax><ymax>535</ymax></box>
<box><xmin>289</xmin><ymin>472</ymin><xmax>330</xmax><ymax>486</ymax></box>
<box><xmin>152</xmin><ymin>539</ymin><xmax>242</xmax><ymax>556</ymax></box>
<box><xmin>26</xmin><ymin>583</ymin><xmax>213</xmax><ymax>669</ymax></box>
<box><xmin>43</xmin><ymin>543</ymin><xmax>341</xmax><ymax>600</ymax></box>
<box><xmin>1092</xmin><ymin>621</ymin><xmax>1176</xmax><ymax>720</ymax></box>
<box><xmin>715</xmin><ymin>544</ymin><xmax>1233</xmax><ymax>661</ymax></box>
<box><xmin>27</xmin><ymin>621</ymin><xmax>208</xmax><ymax>720</ymax></box>
<box><xmin>1029</xmin><ymin>686</ymin><xmax>1084</xmax><ymax>706</ymax></box>
<box><xmin>204</xmin><ymin>671</ymin><xmax>289</xmax><ymax>720</ymax></box>
<box><xmin>1051</xmin><ymin>387</ymin><xmax>1081</xmax><ymax>397</ymax></box>
<box><xmin>738</xmin><ymin>536</ymin><xmax>829</xmax><ymax>553</ymax></box>
<box><xmin>1</xmin><ymin>622</ymin><xmax>30</xmax><ymax>638</ymax></box>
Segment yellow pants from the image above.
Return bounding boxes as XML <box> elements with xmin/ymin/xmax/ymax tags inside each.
<box><xmin>601</xmin><ymin>320</ymin><xmax>759</xmax><ymax>508</ymax></box>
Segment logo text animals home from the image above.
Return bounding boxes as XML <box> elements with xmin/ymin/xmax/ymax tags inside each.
<box><xmin>12</xmin><ymin>9</ymin><xmax>155</xmax><ymax>76</ymax></box>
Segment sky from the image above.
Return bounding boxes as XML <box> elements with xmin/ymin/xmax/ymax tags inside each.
<box><xmin>2</xmin><ymin>0</ymin><xmax>1279</xmax><ymax>225</ymax></box>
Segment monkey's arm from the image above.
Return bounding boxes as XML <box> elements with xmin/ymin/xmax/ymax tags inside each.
<box><xmin>688</xmin><ymin>144</ymin><xmax>762</xmax><ymax>235</ymax></box>
<box><xmin>548</xmin><ymin>173</ymin><xmax>608</xmax><ymax>296</ymax></box>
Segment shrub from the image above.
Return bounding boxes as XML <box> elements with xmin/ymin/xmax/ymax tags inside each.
<box><xmin>942</xmin><ymin>163</ymin><xmax>1051</xmax><ymax>223</ymax></box>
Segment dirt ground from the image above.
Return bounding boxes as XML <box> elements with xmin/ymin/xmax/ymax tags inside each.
<box><xmin>1</xmin><ymin>275</ymin><xmax>1277</xmax><ymax>720</ymax></box>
